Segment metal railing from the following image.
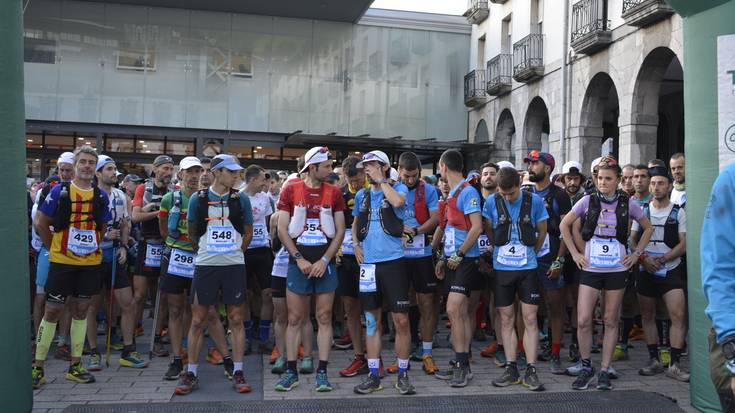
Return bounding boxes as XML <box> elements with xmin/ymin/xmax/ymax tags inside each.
<box><xmin>487</xmin><ymin>54</ymin><xmax>512</xmax><ymax>92</ymax></box>
<box><xmin>467</xmin><ymin>0</ymin><xmax>489</xmax><ymax>13</ymax></box>
<box><xmin>622</xmin><ymin>0</ymin><xmax>651</xmax><ymax>13</ymax></box>
<box><xmin>513</xmin><ymin>34</ymin><xmax>543</xmax><ymax>75</ymax></box>
<box><xmin>464</xmin><ymin>70</ymin><xmax>487</xmax><ymax>103</ymax></box>
<box><xmin>571</xmin><ymin>0</ymin><xmax>610</xmax><ymax>43</ymax></box>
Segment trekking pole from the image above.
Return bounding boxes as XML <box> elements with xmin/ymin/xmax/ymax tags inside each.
<box><xmin>105</xmin><ymin>243</ymin><xmax>118</xmax><ymax>367</ymax></box>
<box><xmin>148</xmin><ymin>277</ymin><xmax>162</xmax><ymax>360</ymax></box>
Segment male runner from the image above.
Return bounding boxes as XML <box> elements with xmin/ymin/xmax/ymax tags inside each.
<box><xmin>669</xmin><ymin>153</ymin><xmax>686</xmax><ymax>208</ymax></box>
<box><xmin>560</xmin><ymin>160</ymin><xmax>584</xmax><ymax>362</ymax></box>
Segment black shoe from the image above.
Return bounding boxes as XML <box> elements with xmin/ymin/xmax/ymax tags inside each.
<box><xmin>523</xmin><ymin>365</ymin><xmax>544</xmax><ymax>391</ymax></box>
<box><xmin>164</xmin><ymin>360</ymin><xmax>183</xmax><ymax>381</ymax></box>
<box><xmin>354</xmin><ymin>373</ymin><xmax>383</xmax><ymax>394</ymax></box>
<box><xmin>492</xmin><ymin>364</ymin><xmax>520</xmax><ymax>387</ymax></box>
<box><xmin>572</xmin><ymin>367</ymin><xmax>595</xmax><ymax>390</ymax></box>
<box><xmin>223</xmin><ymin>357</ymin><xmax>234</xmax><ymax>380</ymax></box>
<box><xmin>449</xmin><ymin>362</ymin><xmax>469</xmax><ymax>388</ymax></box>
<box><xmin>596</xmin><ymin>370</ymin><xmax>612</xmax><ymax>390</ymax></box>
<box><xmin>395</xmin><ymin>372</ymin><xmax>416</xmax><ymax>395</ymax></box>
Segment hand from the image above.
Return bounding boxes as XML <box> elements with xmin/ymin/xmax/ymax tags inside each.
<box><xmin>364</xmin><ymin>164</ymin><xmax>385</xmax><ymax>183</ymax></box>
<box><xmin>403</xmin><ymin>225</ymin><xmax>417</xmax><ymax>236</ymax></box>
<box><xmin>355</xmin><ymin>244</ymin><xmax>364</xmax><ymax>265</ymax></box>
<box><xmin>547</xmin><ymin>259</ymin><xmax>563</xmax><ymax>279</ymax></box>
<box><xmin>572</xmin><ymin>252</ymin><xmax>588</xmax><ymax>270</ymax></box>
<box><xmin>142</xmin><ymin>203</ymin><xmax>158</xmax><ymax>213</ymax></box>
<box><xmin>296</xmin><ymin>258</ymin><xmax>312</xmax><ymax>275</ymax></box>
<box><xmin>642</xmin><ymin>256</ymin><xmax>659</xmax><ymax>274</ymax></box>
<box><xmin>478</xmin><ymin>258</ymin><xmax>492</xmax><ymax>275</ymax></box>
<box><xmin>622</xmin><ymin>254</ymin><xmax>638</xmax><ymax>269</ymax></box>
<box><xmin>447</xmin><ymin>254</ymin><xmax>461</xmax><ymax>270</ymax></box>
<box><xmin>117</xmin><ymin>248</ymin><xmax>127</xmax><ymax>265</ymax></box>
<box><xmin>107</xmin><ymin>228</ymin><xmax>121</xmax><ymax>240</ymax></box>
<box><xmin>309</xmin><ymin>259</ymin><xmax>328</xmax><ymax>278</ymax></box>
<box><xmin>435</xmin><ymin>260</ymin><xmax>446</xmax><ymax>280</ymax></box>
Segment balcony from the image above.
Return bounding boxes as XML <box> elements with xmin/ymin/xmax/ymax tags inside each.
<box><xmin>513</xmin><ymin>34</ymin><xmax>544</xmax><ymax>83</ymax></box>
<box><xmin>464</xmin><ymin>70</ymin><xmax>488</xmax><ymax>107</ymax></box>
<box><xmin>489</xmin><ymin>0</ymin><xmax>508</xmax><ymax>3</ymax></box>
<box><xmin>571</xmin><ymin>0</ymin><xmax>612</xmax><ymax>55</ymax></box>
<box><xmin>463</xmin><ymin>0</ymin><xmax>489</xmax><ymax>24</ymax></box>
<box><xmin>486</xmin><ymin>54</ymin><xmax>512</xmax><ymax>95</ymax></box>
<box><xmin>622</xmin><ymin>0</ymin><xmax>674</xmax><ymax>27</ymax></box>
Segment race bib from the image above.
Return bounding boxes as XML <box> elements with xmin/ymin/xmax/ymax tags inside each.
<box><xmin>403</xmin><ymin>233</ymin><xmax>426</xmax><ymax>257</ymax></box>
<box><xmin>271</xmin><ymin>248</ymin><xmax>289</xmax><ymax>278</ymax></box>
<box><xmin>443</xmin><ymin>228</ymin><xmax>456</xmax><ymax>256</ymax></box>
<box><xmin>144</xmin><ymin>243</ymin><xmax>164</xmax><ymax>267</ymax></box>
<box><xmin>249</xmin><ymin>223</ymin><xmax>268</xmax><ymax>249</ymax></box>
<box><xmin>537</xmin><ymin>234</ymin><xmax>551</xmax><ymax>258</ymax></box>
<box><xmin>341</xmin><ymin>229</ymin><xmax>355</xmax><ymax>255</ymax></box>
<box><xmin>589</xmin><ymin>238</ymin><xmax>622</xmax><ymax>268</ymax></box>
<box><xmin>206</xmin><ymin>225</ymin><xmax>239</xmax><ymax>254</ymax></box>
<box><xmin>477</xmin><ymin>234</ymin><xmax>492</xmax><ymax>255</ymax></box>
<box><xmin>497</xmin><ymin>242</ymin><xmax>527</xmax><ymax>267</ymax></box>
<box><xmin>168</xmin><ymin>248</ymin><xmax>195</xmax><ymax>278</ymax></box>
<box><xmin>68</xmin><ymin>227</ymin><xmax>98</xmax><ymax>256</ymax></box>
<box><xmin>296</xmin><ymin>218</ymin><xmax>328</xmax><ymax>246</ymax></box>
<box><xmin>640</xmin><ymin>251</ymin><xmax>667</xmax><ymax>278</ymax></box>
<box><xmin>359</xmin><ymin>264</ymin><xmax>377</xmax><ymax>293</ymax></box>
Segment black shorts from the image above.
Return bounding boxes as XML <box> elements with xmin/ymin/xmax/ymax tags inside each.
<box><xmin>191</xmin><ymin>265</ymin><xmax>247</xmax><ymax>306</ymax></box>
<box><xmin>406</xmin><ymin>255</ymin><xmax>438</xmax><ymax>294</ymax></box>
<box><xmin>100</xmin><ymin>260</ymin><xmax>130</xmax><ymax>290</ymax></box>
<box><xmin>636</xmin><ymin>262</ymin><xmax>686</xmax><ymax>298</ymax></box>
<box><xmin>562</xmin><ymin>256</ymin><xmax>579</xmax><ymax>285</ymax></box>
<box><xmin>579</xmin><ymin>270</ymin><xmax>628</xmax><ymax>291</ymax></box>
<box><xmin>245</xmin><ymin>247</ymin><xmax>274</xmax><ymax>293</ymax></box>
<box><xmin>135</xmin><ymin>239</ymin><xmax>164</xmax><ymax>277</ymax></box>
<box><xmin>360</xmin><ymin>258</ymin><xmax>410</xmax><ymax>313</ymax></box>
<box><xmin>337</xmin><ymin>254</ymin><xmax>359</xmax><ymax>298</ymax></box>
<box><xmin>443</xmin><ymin>258</ymin><xmax>480</xmax><ymax>297</ymax></box>
<box><xmin>159</xmin><ymin>251</ymin><xmax>192</xmax><ymax>295</ymax></box>
<box><xmin>46</xmin><ymin>263</ymin><xmax>101</xmax><ymax>303</ymax></box>
<box><xmin>271</xmin><ymin>276</ymin><xmax>287</xmax><ymax>299</ymax></box>
<box><xmin>495</xmin><ymin>269</ymin><xmax>540</xmax><ymax>307</ymax></box>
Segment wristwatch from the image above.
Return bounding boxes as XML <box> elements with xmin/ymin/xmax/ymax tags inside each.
<box><xmin>456</xmin><ymin>250</ymin><xmax>465</xmax><ymax>258</ymax></box>
<box><xmin>292</xmin><ymin>251</ymin><xmax>304</xmax><ymax>260</ymax></box>
<box><xmin>722</xmin><ymin>337</ymin><xmax>735</xmax><ymax>361</ymax></box>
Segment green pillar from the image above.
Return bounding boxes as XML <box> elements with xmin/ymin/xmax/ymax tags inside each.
<box><xmin>0</xmin><ymin>0</ymin><xmax>31</xmax><ymax>411</ymax></box>
<box><xmin>665</xmin><ymin>1</ymin><xmax>735</xmax><ymax>412</ymax></box>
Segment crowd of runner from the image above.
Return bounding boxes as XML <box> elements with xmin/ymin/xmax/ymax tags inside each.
<box><xmin>26</xmin><ymin>144</ymin><xmax>690</xmax><ymax>395</ymax></box>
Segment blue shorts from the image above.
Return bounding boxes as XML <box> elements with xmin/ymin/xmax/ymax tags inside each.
<box><xmin>286</xmin><ymin>261</ymin><xmax>337</xmax><ymax>295</ymax></box>
<box><xmin>536</xmin><ymin>255</ymin><xmax>565</xmax><ymax>291</ymax></box>
<box><xmin>36</xmin><ymin>247</ymin><xmax>50</xmax><ymax>291</ymax></box>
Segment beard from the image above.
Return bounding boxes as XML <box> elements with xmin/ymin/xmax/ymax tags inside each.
<box><xmin>529</xmin><ymin>170</ymin><xmax>546</xmax><ymax>183</ymax></box>
<box><xmin>566</xmin><ymin>184</ymin><xmax>579</xmax><ymax>194</ymax></box>
<box><xmin>482</xmin><ymin>182</ymin><xmax>496</xmax><ymax>192</ymax></box>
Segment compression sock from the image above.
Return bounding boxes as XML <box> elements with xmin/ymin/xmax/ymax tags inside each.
<box><xmin>648</xmin><ymin>344</ymin><xmax>660</xmax><ymax>361</ymax></box>
<box><xmin>70</xmin><ymin>318</ymin><xmax>87</xmax><ymax>358</ymax></box>
<box><xmin>244</xmin><ymin>320</ymin><xmax>253</xmax><ymax>341</ymax></box>
<box><xmin>35</xmin><ymin>319</ymin><xmax>58</xmax><ymax>362</ymax></box>
<box><xmin>259</xmin><ymin>320</ymin><xmax>271</xmax><ymax>342</ymax></box>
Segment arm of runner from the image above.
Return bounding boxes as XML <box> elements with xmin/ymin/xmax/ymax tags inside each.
<box><xmin>624</xmin><ymin>215</ymin><xmax>653</xmax><ymax>268</ymax></box>
<box><xmin>534</xmin><ymin>219</ymin><xmax>548</xmax><ymax>254</ymax></box>
<box><xmin>560</xmin><ymin>210</ymin><xmax>586</xmax><ymax>269</ymax></box>
<box><xmin>309</xmin><ymin>210</ymin><xmax>345</xmax><ymax>278</ymax></box>
<box><xmin>277</xmin><ymin>210</ymin><xmax>311</xmax><ymax>275</ymax></box>
<box><xmin>380</xmin><ymin>181</ymin><xmax>405</xmax><ymax>208</ymax></box>
<box><xmin>241</xmin><ymin>224</ymin><xmax>253</xmax><ymax>252</ymax></box>
<box><xmin>457</xmin><ymin>211</ymin><xmax>482</xmax><ymax>256</ymax></box>
<box><xmin>36</xmin><ymin>211</ymin><xmax>53</xmax><ymax>250</ymax></box>
<box><xmin>352</xmin><ymin>217</ymin><xmax>364</xmax><ymax>264</ymax></box>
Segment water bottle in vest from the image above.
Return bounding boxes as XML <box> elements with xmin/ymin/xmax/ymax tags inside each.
<box><xmin>288</xmin><ymin>204</ymin><xmax>307</xmax><ymax>238</ymax></box>
<box><xmin>319</xmin><ymin>204</ymin><xmax>336</xmax><ymax>238</ymax></box>
<box><xmin>168</xmin><ymin>193</ymin><xmax>181</xmax><ymax>239</ymax></box>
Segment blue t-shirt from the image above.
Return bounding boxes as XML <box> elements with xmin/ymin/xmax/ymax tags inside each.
<box><xmin>482</xmin><ymin>191</ymin><xmax>548</xmax><ymax>271</ymax></box>
<box><xmin>445</xmin><ymin>182</ymin><xmax>482</xmax><ymax>258</ymax></box>
<box><xmin>353</xmin><ymin>183</ymin><xmax>409</xmax><ymax>264</ymax></box>
<box><xmin>403</xmin><ymin>183</ymin><xmax>439</xmax><ymax>258</ymax></box>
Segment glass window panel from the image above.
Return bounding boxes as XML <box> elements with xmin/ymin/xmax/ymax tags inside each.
<box><xmin>136</xmin><ymin>137</ymin><xmax>164</xmax><ymax>154</ymax></box>
<box><xmin>426</xmin><ymin>85</ymin><xmax>466</xmax><ymax>142</ymax></box>
<box><xmin>74</xmin><ymin>136</ymin><xmax>97</xmax><ymax>149</ymax></box>
<box><xmin>253</xmin><ymin>146</ymin><xmax>280</xmax><ymax>160</ymax></box>
<box><xmin>27</xmin><ymin>158</ymin><xmax>43</xmax><ymax>181</ymax></box>
<box><xmin>45</xmin><ymin>134</ymin><xmax>74</xmax><ymax>150</ymax></box>
<box><xmin>308</xmin><ymin>21</ymin><xmax>351</xmax><ymax>135</ymax></box>
<box><xmin>351</xmin><ymin>26</ymin><xmax>388</xmax><ymax>82</ymax></box>
<box><xmin>105</xmin><ymin>137</ymin><xmax>135</xmax><ymax>153</ymax></box>
<box><xmin>24</xmin><ymin>0</ymin><xmax>60</xmax><ymax>121</ymax></box>
<box><xmin>166</xmin><ymin>140</ymin><xmax>195</xmax><ymax>156</ymax></box>
<box><xmin>270</xmin><ymin>18</ymin><xmax>313</xmax><ymax>76</ymax></box>
<box><xmin>228</xmin><ymin>141</ymin><xmax>253</xmax><ymax>159</ymax></box>
<box><xmin>426</xmin><ymin>32</ymin><xmax>468</xmax><ymax>88</ymax></box>
<box><xmin>283</xmin><ymin>148</ymin><xmax>304</xmax><ymax>161</ymax></box>
<box><xmin>26</xmin><ymin>134</ymin><xmax>43</xmax><ymax>149</ymax></box>
<box><xmin>269</xmin><ymin>74</ymin><xmax>311</xmax><ymax>133</ymax></box>
<box><xmin>348</xmin><ymin>79</ymin><xmax>388</xmax><ymax>137</ymax></box>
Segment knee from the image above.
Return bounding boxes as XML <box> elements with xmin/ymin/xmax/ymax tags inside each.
<box><xmin>446</xmin><ymin>302</ymin><xmax>462</xmax><ymax>319</ymax></box>
<box><xmin>44</xmin><ymin>304</ymin><xmax>64</xmax><ymax>322</ymax></box>
<box><xmin>228</xmin><ymin>313</ymin><xmax>244</xmax><ymax>326</ymax></box>
<box><xmin>392</xmin><ymin>314</ymin><xmax>410</xmax><ymax>332</ymax></box>
<box><xmin>189</xmin><ymin>314</ymin><xmax>207</xmax><ymax>331</ymax></box>
<box><xmin>577</xmin><ymin>315</ymin><xmax>593</xmax><ymax>330</ymax></box>
<box><xmin>168</xmin><ymin>305</ymin><xmax>183</xmax><ymax>321</ymax></box>
<box><xmin>288</xmin><ymin>313</ymin><xmax>304</xmax><ymax>328</ymax></box>
<box><xmin>669</xmin><ymin>309</ymin><xmax>686</xmax><ymax>325</ymax></box>
<box><xmin>522</xmin><ymin>312</ymin><xmax>538</xmax><ymax>329</ymax></box>
<box><xmin>603</xmin><ymin>314</ymin><xmax>618</xmax><ymax>331</ymax></box>
<box><xmin>315</xmin><ymin>309</ymin><xmax>332</xmax><ymax>326</ymax></box>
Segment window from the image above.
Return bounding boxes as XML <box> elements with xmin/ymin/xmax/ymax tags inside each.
<box><xmin>136</xmin><ymin>138</ymin><xmax>163</xmax><ymax>154</ymax></box>
<box><xmin>166</xmin><ymin>140</ymin><xmax>195</xmax><ymax>156</ymax></box>
<box><xmin>44</xmin><ymin>134</ymin><xmax>74</xmax><ymax>150</ymax></box>
<box><xmin>501</xmin><ymin>15</ymin><xmax>512</xmax><ymax>53</ymax></box>
<box><xmin>106</xmin><ymin>137</ymin><xmax>135</xmax><ymax>153</ymax></box>
<box><xmin>24</xmin><ymin>37</ymin><xmax>56</xmax><ymax>64</ymax></box>
<box><xmin>26</xmin><ymin>134</ymin><xmax>43</xmax><ymax>149</ymax></box>
<box><xmin>116</xmin><ymin>49</ymin><xmax>156</xmax><ymax>72</ymax></box>
<box><xmin>229</xmin><ymin>141</ymin><xmax>253</xmax><ymax>159</ymax></box>
<box><xmin>74</xmin><ymin>136</ymin><xmax>97</xmax><ymax>149</ymax></box>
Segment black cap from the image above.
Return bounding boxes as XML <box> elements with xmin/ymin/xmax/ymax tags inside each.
<box><xmin>122</xmin><ymin>174</ymin><xmax>144</xmax><ymax>183</ymax></box>
<box><xmin>649</xmin><ymin>166</ymin><xmax>673</xmax><ymax>182</ymax></box>
<box><xmin>153</xmin><ymin>155</ymin><xmax>174</xmax><ymax>167</ymax></box>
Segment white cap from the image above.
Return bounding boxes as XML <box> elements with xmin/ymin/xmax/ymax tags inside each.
<box><xmin>562</xmin><ymin>161</ymin><xmax>583</xmax><ymax>175</ymax></box>
<box><xmin>356</xmin><ymin>150</ymin><xmax>390</xmax><ymax>168</ymax></box>
<box><xmin>58</xmin><ymin>152</ymin><xmax>75</xmax><ymax>165</ymax></box>
<box><xmin>590</xmin><ymin>157</ymin><xmax>603</xmax><ymax>174</ymax></box>
<box><xmin>179</xmin><ymin>156</ymin><xmax>203</xmax><ymax>170</ymax></box>
<box><xmin>300</xmin><ymin>146</ymin><xmax>333</xmax><ymax>173</ymax></box>
<box><xmin>496</xmin><ymin>161</ymin><xmax>515</xmax><ymax>170</ymax></box>
<box><xmin>390</xmin><ymin>168</ymin><xmax>399</xmax><ymax>182</ymax></box>
<box><xmin>96</xmin><ymin>154</ymin><xmax>115</xmax><ymax>171</ymax></box>
<box><xmin>287</xmin><ymin>173</ymin><xmax>299</xmax><ymax>181</ymax></box>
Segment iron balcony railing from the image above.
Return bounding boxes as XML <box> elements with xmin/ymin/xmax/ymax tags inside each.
<box><xmin>465</xmin><ymin>0</ymin><xmax>489</xmax><ymax>24</ymax></box>
<box><xmin>513</xmin><ymin>34</ymin><xmax>543</xmax><ymax>77</ymax></box>
<box><xmin>486</xmin><ymin>54</ymin><xmax>512</xmax><ymax>94</ymax></box>
<box><xmin>571</xmin><ymin>0</ymin><xmax>610</xmax><ymax>43</ymax></box>
<box><xmin>467</xmin><ymin>0</ymin><xmax>489</xmax><ymax>12</ymax></box>
<box><xmin>464</xmin><ymin>69</ymin><xmax>487</xmax><ymax>104</ymax></box>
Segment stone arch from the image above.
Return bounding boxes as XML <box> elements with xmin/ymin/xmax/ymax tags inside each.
<box><xmin>577</xmin><ymin>72</ymin><xmax>619</xmax><ymax>171</ymax></box>
<box><xmin>475</xmin><ymin>119</ymin><xmax>490</xmax><ymax>143</ymax></box>
<box><xmin>493</xmin><ymin>108</ymin><xmax>516</xmax><ymax>165</ymax></box>
<box><xmin>628</xmin><ymin>47</ymin><xmax>684</xmax><ymax>163</ymax></box>
<box><xmin>522</xmin><ymin>96</ymin><xmax>550</xmax><ymax>158</ymax></box>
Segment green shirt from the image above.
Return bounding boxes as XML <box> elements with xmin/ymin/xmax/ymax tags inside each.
<box><xmin>159</xmin><ymin>190</ymin><xmax>194</xmax><ymax>251</ymax></box>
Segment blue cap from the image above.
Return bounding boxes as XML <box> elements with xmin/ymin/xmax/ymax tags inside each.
<box><xmin>211</xmin><ymin>154</ymin><xmax>244</xmax><ymax>171</ymax></box>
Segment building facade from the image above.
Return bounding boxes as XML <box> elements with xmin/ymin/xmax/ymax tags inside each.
<box><xmin>23</xmin><ymin>0</ymin><xmax>470</xmax><ymax>179</ymax></box>
<box><xmin>464</xmin><ymin>0</ymin><xmax>683</xmax><ymax>172</ymax></box>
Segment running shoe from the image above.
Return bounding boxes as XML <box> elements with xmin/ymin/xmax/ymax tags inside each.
<box><xmin>607</xmin><ymin>365</ymin><xmax>619</xmax><ymax>379</ymax></box>
<box><xmin>54</xmin><ymin>344</ymin><xmax>71</xmax><ymax>361</ymax></box>
<box><xmin>422</xmin><ymin>355</ymin><xmax>438</xmax><ymax>375</ymax></box>
<box><xmin>354</xmin><ymin>373</ymin><xmax>382</xmax><ymax>394</ymax></box>
<box><xmin>639</xmin><ymin>358</ymin><xmax>664</xmax><ymax>376</ymax></box>
<box><xmin>659</xmin><ymin>347</ymin><xmax>671</xmax><ymax>367</ymax></box>
<box><xmin>449</xmin><ymin>362</ymin><xmax>469</xmax><ymax>388</ymax></box>
<box><xmin>492</xmin><ymin>364</ymin><xmax>520</xmax><ymax>387</ymax></box>
<box><xmin>566</xmin><ymin>361</ymin><xmax>584</xmax><ymax>376</ymax></box>
<box><xmin>550</xmin><ymin>354</ymin><xmax>565</xmax><ymax>375</ymax></box>
<box><xmin>134</xmin><ymin>325</ymin><xmax>145</xmax><ymax>337</ymax></box>
<box><xmin>315</xmin><ymin>371</ymin><xmax>333</xmax><ymax>392</ymax></box>
<box><xmin>272</xmin><ymin>356</ymin><xmax>286</xmax><ymax>375</ymax></box>
<box><xmin>571</xmin><ymin>367</ymin><xmax>595</xmax><ymax>390</ymax></box>
<box><xmin>119</xmin><ymin>352</ymin><xmax>149</xmax><ymax>369</ymax></box>
<box><xmin>32</xmin><ymin>366</ymin><xmax>45</xmax><ymax>389</ymax></box>
<box><xmin>86</xmin><ymin>353</ymin><xmax>102</xmax><ymax>372</ymax></box>
<box><xmin>386</xmin><ymin>361</ymin><xmax>398</xmax><ymax>374</ymax></box>
<box><xmin>494</xmin><ymin>347</ymin><xmax>507</xmax><ymax>367</ymax></box>
<box><xmin>223</xmin><ymin>357</ymin><xmax>234</xmax><ymax>380</ymax></box>
<box><xmin>613</xmin><ymin>344</ymin><xmax>629</xmax><ymax>361</ymax></box>
<box><xmin>299</xmin><ymin>356</ymin><xmax>314</xmax><ymax>374</ymax></box>
<box><xmin>339</xmin><ymin>355</ymin><xmax>368</xmax><ymax>377</ymax></box>
<box><xmin>175</xmin><ymin>372</ymin><xmax>198</xmax><ymax>395</ymax></box>
<box><xmin>410</xmin><ymin>343</ymin><xmax>423</xmax><ymax>362</ymax></box>
<box><xmin>152</xmin><ymin>341</ymin><xmax>169</xmax><ymax>358</ymax></box>
<box><xmin>568</xmin><ymin>343</ymin><xmax>580</xmax><ymax>362</ymax></box>
<box><xmin>232</xmin><ymin>370</ymin><xmax>252</xmax><ymax>393</ymax></box>
<box><xmin>164</xmin><ymin>360</ymin><xmax>183</xmax><ymax>381</ymax></box>
<box><xmin>395</xmin><ymin>371</ymin><xmax>416</xmax><ymax>395</ymax></box>
<box><xmin>629</xmin><ymin>325</ymin><xmax>645</xmax><ymax>341</ymax></box>
<box><xmin>207</xmin><ymin>347</ymin><xmax>224</xmax><ymax>365</ymax></box>
<box><xmin>665</xmin><ymin>363</ymin><xmax>690</xmax><ymax>382</ymax></box>
<box><xmin>481</xmin><ymin>341</ymin><xmax>498</xmax><ymax>358</ymax></box>
<box><xmin>523</xmin><ymin>365</ymin><xmax>544</xmax><ymax>391</ymax></box>
<box><xmin>434</xmin><ymin>366</ymin><xmax>453</xmax><ymax>381</ymax></box>
<box><xmin>66</xmin><ymin>363</ymin><xmax>95</xmax><ymax>384</ymax></box>
<box><xmin>274</xmin><ymin>371</ymin><xmax>299</xmax><ymax>392</ymax></box>
<box><xmin>269</xmin><ymin>346</ymin><xmax>280</xmax><ymax>364</ymax></box>
<box><xmin>596</xmin><ymin>370</ymin><xmax>612</xmax><ymax>390</ymax></box>
<box><xmin>333</xmin><ymin>334</ymin><xmax>353</xmax><ymax>350</ymax></box>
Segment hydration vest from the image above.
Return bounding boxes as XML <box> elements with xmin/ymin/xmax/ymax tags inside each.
<box><xmin>52</xmin><ymin>182</ymin><xmax>108</xmax><ymax>232</ymax></box>
<box><xmin>413</xmin><ymin>181</ymin><xmax>431</xmax><ymax>225</ymax></box>
<box><xmin>644</xmin><ymin>204</ymin><xmax>681</xmax><ymax>249</ymax></box>
<box><xmin>167</xmin><ymin>190</ymin><xmax>184</xmax><ymax>239</ymax></box>
<box><xmin>538</xmin><ymin>184</ymin><xmax>567</xmax><ymax>238</ymax></box>
<box><xmin>493</xmin><ymin>191</ymin><xmax>537</xmax><ymax>247</ymax></box>
<box><xmin>341</xmin><ymin>184</ymin><xmax>358</xmax><ymax>228</ymax></box>
<box><xmin>195</xmin><ymin>189</ymin><xmax>244</xmax><ymax>237</ymax></box>
<box><xmin>141</xmin><ymin>180</ymin><xmax>171</xmax><ymax>238</ymax></box>
<box><xmin>287</xmin><ymin>181</ymin><xmax>336</xmax><ymax>239</ymax></box>
<box><xmin>581</xmin><ymin>191</ymin><xmax>629</xmax><ymax>246</ymax></box>
<box><xmin>355</xmin><ymin>188</ymin><xmax>404</xmax><ymax>241</ymax></box>
<box><xmin>444</xmin><ymin>182</ymin><xmax>472</xmax><ymax>231</ymax></box>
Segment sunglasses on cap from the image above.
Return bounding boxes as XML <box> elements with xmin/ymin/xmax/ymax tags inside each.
<box><xmin>306</xmin><ymin>147</ymin><xmax>331</xmax><ymax>162</ymax></box>
<box><xmin>599</xmin><ymin>156</ymin><xmax>618</xmax><ymax>167</ymax></box>
<box><xmin>527</xmin><ymin>150</ymin><xmax>541</xmax><ymax>160</ymax></box>
<box><xmin>361</xmin><ymin>152</ymin><xmax>385</xmax><ymax>163</ymax></box>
